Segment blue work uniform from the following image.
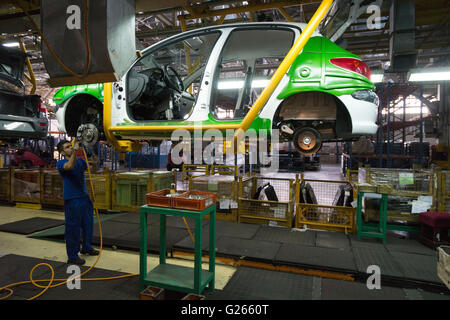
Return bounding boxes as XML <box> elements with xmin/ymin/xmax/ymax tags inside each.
<box><xmin>57</xmin><ymin>157</ymin><xmax>94</xmax><ymax>260</ymax></box>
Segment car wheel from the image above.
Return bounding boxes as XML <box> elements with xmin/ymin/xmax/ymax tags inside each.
<box><xmin>293</xmin><ymin>127</ymin><xmax>322</xmax><ymax>155</ymax></box>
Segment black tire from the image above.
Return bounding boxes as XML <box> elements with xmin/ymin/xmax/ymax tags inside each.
<box><xmin>292</xmin><ymin>127</ymin><xmax>322</xmax><ymax>155</ymax></box>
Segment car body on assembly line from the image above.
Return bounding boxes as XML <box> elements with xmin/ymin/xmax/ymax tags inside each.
<box><xmin>53</xmin><ymin>22</ymin><xmax>378</xmax><ymax>155</ymax></box>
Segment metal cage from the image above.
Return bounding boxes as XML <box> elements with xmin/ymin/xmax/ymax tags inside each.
<box><xmin>0</xmin><ymin>168</ymin><xmax>11</xmax><ymax>202</ymax></box>
<box><xmin>11</xmin><ymin>168</ymin><xmax>41</xmax><ymax>204</ymax></box>
<box><xmin>189</xmin><ymin>174</ymin><xmax>244</xmax><ymax>222</ymax></box>
<box><xmin>238</xmin><ymin>175</ymin><xmax>296</xmax><ymax>227</ymax></box>
<box><xmin>295</xmin><ymin>176</ymin><xmax>355</xmax><ymax>233</ymax></box>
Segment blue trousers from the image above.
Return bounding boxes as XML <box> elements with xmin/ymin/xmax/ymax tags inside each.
<box><xmin>64</xmin><ymin>196</ymin><xmax>94</xmax><ymax>260</ymax></box>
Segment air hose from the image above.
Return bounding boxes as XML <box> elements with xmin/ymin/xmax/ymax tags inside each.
<box><xmin>0</xmin><ymin>146</ymin><xmax>196</xmax><ymax>300</ymax></box>
<box><xmin>0</xmin><ymin>147</ymin><xmax>138</xmax><ymax>300</ymax></box>
<box><xmin>0</xmin><ymin>1</ymin><xmax>195</xmax><ymax>299</ymax></box>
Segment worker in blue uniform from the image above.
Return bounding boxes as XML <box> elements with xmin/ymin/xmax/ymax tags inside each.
<box><xmin>56</xmin><ymin>139</ymin><xmax>99</xmax><ymax>265</ymax></box>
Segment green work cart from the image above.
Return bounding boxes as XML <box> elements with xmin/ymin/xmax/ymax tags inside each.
<box><xmin>139</xmin><ymin>204</ymin><xmax>216</xmax><ymax>295</ymax></box>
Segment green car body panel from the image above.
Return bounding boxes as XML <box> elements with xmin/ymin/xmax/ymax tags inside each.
<box><xmin>53</xmin><ymin>83</ymin><xmax>104</xmax><ymax>105</ymax></box>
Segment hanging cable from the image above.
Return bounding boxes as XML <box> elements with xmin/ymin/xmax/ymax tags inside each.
<box><xmin>13</xmin><ymin>0</ymin><xmax>91</xmax><ymax>79</ymax></box>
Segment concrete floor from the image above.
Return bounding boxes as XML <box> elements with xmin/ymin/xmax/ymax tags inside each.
<box><xmin>0</xmin><ymin>206</ymin><xmax>236</xmax><ymax>293</ymax></box>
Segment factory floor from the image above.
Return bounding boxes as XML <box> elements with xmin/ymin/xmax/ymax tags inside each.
<box><xmin>0</xmin><ymin>206</ymin><xmax>236</xmax><ymax>292</ymax></box>
<box><xmin>1</xmin><ymin>164</ymin><xmax>449</xmax><ymax>300</ymax></box>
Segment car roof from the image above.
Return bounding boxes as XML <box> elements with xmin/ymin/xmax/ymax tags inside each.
<box><xmin>141</xmin><ymin>21</ymin><xmax>323</xmax><ymax>55</ymax></box>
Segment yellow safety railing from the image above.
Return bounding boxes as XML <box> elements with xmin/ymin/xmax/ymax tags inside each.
<box><xmin>210</xmin><ymin>165</ymin><xmax>238</xmax><ymax>176</ymax></box>
<box><xmin>182</xmin><ymin>164</ymin><xmax>210</xmax><ymax>181</ymax></box>
<box><xmin>346</xmin><ymin>169</ymin><xmax>359</xmax><ymax>183</ymax></box>
<box><xmin>436</xmin><ymin>169</ymin><xmax>450</xmax><ymax>212</ymax></box>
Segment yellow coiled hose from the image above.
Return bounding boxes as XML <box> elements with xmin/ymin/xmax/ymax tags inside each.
<box><xmin>0</xmin><ymin>147</ymin><xmax>138</xmax><ymax>300</ymax></box>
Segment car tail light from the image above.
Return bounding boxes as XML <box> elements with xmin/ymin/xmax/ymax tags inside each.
<box><xmin>330</xmin><ymin>58</ymin><xmax>371</xmax><ymax>79</ymax></box>
<box><xmin>37</xmin><ymin>100</ymin><xmax>47</xmax><ymax>117</ymax></box>
<box><xmin>39</xmin><ymin>122</ymin><xmax>47</xmax><ymax>127</ymax></box>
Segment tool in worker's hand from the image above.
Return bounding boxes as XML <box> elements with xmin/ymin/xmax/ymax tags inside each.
<box><xmin>76</xmin><ymin>124</ymin><xmax>99</xmax><ymax>147</ymax></box>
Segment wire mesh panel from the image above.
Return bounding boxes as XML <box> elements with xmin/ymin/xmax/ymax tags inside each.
<box><xmin>300</xmin><ymin>180</ymin><xmax>353</xmax><ymax>206</ymax></box>
<box><xmin>190</xmin><ymin>174</ymin><xmax>242</xmax><ymax>221</ymax></box>
<box><xmin>295</xmin><ymin>178</ymin><xmax>355</xmax><ymax>233</ymax></box>
<box><xmin>358</xmin><ymin>167</ymin><xmax>433</xmax><ymax>196</ymax></box>
<box><xmin>210</xmin><ymin>165</ymin><xmax>238</xmax><ymax>176</ymax></box>
<box><xmin>0</xmin><ymin>168</ymin><xmax>11</xmax><ymax>202</ymax></box>
<box><xmin>435</xmin><ymin>170</ymin><xmax>450</xmax><ymax>212</ymax></box>
<box><xmin>85</xmin><ymin>171</ymin><xmax>111</xmax><ymax>211</ymax></box>
<box><xmin>182</xmin><ymin>164</ymin><xmax>209</xmax><ymax>181</ymax></box>
<box><xmin>12</xmin><ymin>169</ymin><xmax>41</xmax><ymax>203</ymax></box>
<box><xmin>151</xmin><ymin>171</ymin><xmax>176</xmax><ymax>192</ymax></box>
<box><xmin>296</xmin><ymin>204</ymin><xmax>354</xmax><ymax>233</ymax></box>
<box><xmin>444</xmin><ymin>171</ymin><xmax>450</xmax><ymax>212</ymax></box>
<box><xmin>238</xmin><ymin>176</ymin><xmax>295</xmax><ymax>227</ymax></box>
<box><xmin>41</xmin><ymin>169</ymin><xmax>64</xmax><ymax>206</ymax></box>
<box><xmin>240</xmin><ymin>176</ymin><xmax>255</xmax><ymax>199</ymax></box>
<box><xmin>358</xmin><ymin>167</ymin><xmax>436</xmax><ymax>224</ymax></box>
<box><xmin>112</xmin><ymin>170</ymin><xmax>174</xmax><ymax>212</ymax></box>
<box><xmin>346</xmin><ymin>169</ymin><xmax>359</xmax><ymax>183</ymax></box>
<box><xmin>363</xmin><ymin>196</ymin><xmax>421</xmax><ymax>223</ymax></box>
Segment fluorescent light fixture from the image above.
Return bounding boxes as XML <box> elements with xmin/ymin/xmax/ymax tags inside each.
<box><xmin>218</xmin><ymin>80</ymin><xmax>243</xmax><ymax>90</ymax></box>
<box><xmin>371</xmin><ymin>71</ymin><xmax>384</xmax><ymax>83</ymax></box>
<box><xmin>218</xmin><ymin>79</ymin><xmax>270</xmax><ymax>90</ymax></box>
<box><xmin>409</xmin><ymin>67</ymin><xmax>450</xmax><ymax>82</ymax></box>
<box><xmin>2</xmin><ymin>42</ymin><xmax>20</xmax><ymax>48</ymax></box>
<box><xmin>251</xmin><ymin>79</ymin><xmax>270</xmax><ymax>88</ymax></box>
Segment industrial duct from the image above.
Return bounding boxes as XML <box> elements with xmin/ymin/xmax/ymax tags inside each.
<box><xmin>389</xmin><ymin>0</ymin><xmax>417</xmax><ymax>72</ymax></box>
<box><xmin>40</xmin><ymin>0</ymin><xmax>137</xmax><ymax>87</ymax></box>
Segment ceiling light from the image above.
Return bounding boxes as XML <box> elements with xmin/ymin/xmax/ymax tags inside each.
<box><xmin>2</xmin><ymin>42</ymin><xmax>20</xmax><ymax>47</ymax></box>
<box><xmin>370</xmin><ymin>71</ymin><xmax>384</xmax><ymax>83</ymax></box>
<box><xmin>409</xmin><ymin>67</ymin><xmax>450</xmax><ymax>82</ymax></box>
<box><xmin>218</xmin><ymin>79</ymin><xmax>270</xmax><ymax>90</ymax></box>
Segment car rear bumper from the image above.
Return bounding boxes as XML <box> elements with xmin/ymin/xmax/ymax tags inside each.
<box><xmin>0</xmin><ymin>116</ymin><xmax>48</xmax><ymax>139</ymax></box>
<box><xmin>336</xmin><ymin>94</ymin><xmax>379</xmax><ymax>135</ymax></box>
<box><xmin>55</xmin><ymin>102</ymin><xmax>67</xmax><ymax>133</ymax></box>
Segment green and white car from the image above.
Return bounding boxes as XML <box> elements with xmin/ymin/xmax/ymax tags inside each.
<box><xmin>53</xmin><ymin>22</ymin><xmax>378</xmax><ymax>155</ymax></box>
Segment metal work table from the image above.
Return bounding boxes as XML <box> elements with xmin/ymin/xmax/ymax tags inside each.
<box><xmin>139</xmin><ymin>204</ymin><xmax>216</xmax><ymax>294</ymax></box>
